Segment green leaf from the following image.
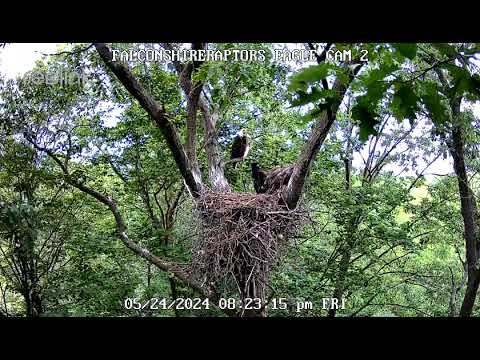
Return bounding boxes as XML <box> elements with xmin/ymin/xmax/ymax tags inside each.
<box><xmin>446</xmin><ymin>65</ymin><xmax>479</xmax><ymax>97</ymax></box>
<box><xmin>391</xmin><ymin>83</ymin><xmax>419</xmax><ymax>122</ymax></box>
<box><xmin>462</xmin><ymin>46</ymin><xmax>480</xmax><ymax>56</ymax></box>
<box><xmin>432</xmin><ymin>43</ymin><xmax>458</xmax><ymax>58</ymax></box>
<box><xmin>290</xmin><ymin>88</ymin><xmax>322</xmax><ymax>107</ymax></box>
<box><xmin>420</xmin><ymin>83</ymin><xmax>449</xmax><ymax>124</ymax></box>
<box><xmin>366</xmin><ymin>79</ymin><xmax>389</xmax><ymax>101</ymax></box>
<box><xmin>392</xmin><ymin>43</ymin><xmax>418</xmax><ymax>60</ymax></box>
<box><xmin>469</xmin><ymin>74</ymin><xmax>480</xmax><ymax>96</ymax></box>
<box><xmin>357</xmin><ymin>62</ymin><xmax>398</xmax><ymax>102</ymax></box>
<box><xmin>288</xmin><ymin>63</ymin><xmax>331</xmax><ymax>92</ymax></box>
<box><xmin>290</xmin><ymin>88</ymin><xmax>337</xmax><ymax>107</ymax></box>
<box><xmin>335</xmin><ymin>67</ymin><xmax>351</xmax><ymax>85</ymax></box>
<box><xmin>350</xmin><ymin>64</ymin><xmax>398</xmax><ymax>142</ymax></box>
<box><xmin>352</xmin><ymin>99</ymin><xmax>379</xmax><ymax>142</ymax></box>
<box><xmin>302</xmin><ymin>108</ymin><xmax>324</xmax><ymax>123</ymax></box>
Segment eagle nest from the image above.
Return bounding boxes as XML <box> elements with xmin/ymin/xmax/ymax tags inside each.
<box><xmin>190</xmin><ymin>189</ymin><xmax>307</xmax><ymax>302</ymax></box>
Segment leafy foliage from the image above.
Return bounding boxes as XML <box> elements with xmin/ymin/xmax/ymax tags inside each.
<box><xmin>1</xmin><ymin>42</ymin><xmax>480</xmax><ymax>317</ymax></box>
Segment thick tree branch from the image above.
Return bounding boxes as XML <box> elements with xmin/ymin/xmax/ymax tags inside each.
<box><xmin>425</xmin><ymin>53</ymin><xmax>480</xmax><ymax>316</ymax></box>
<box><xmin>108</xmin><ymin>158</ymin><xmax>129</xmax><ymax>184</ymax></box>
<box><xmin>24</xmin><ymin>137</ymin><xmax>233</xmax><ymax>312</ymax></box>
<box><xmin>94</xmin><ymin>43</ymin><xmax>203</xmax><ymax>196</ymax></box>
<box><xmin>162</xmin><ymin>43</ymin><xmax>230</xmax><ymax>191</ymax></box>
<box><xmin>284</xmin><ymin>63</ymin><xmax>363</xmax><ymax>209</ymax></box>
<box><xmin>183</xmin><ymin>43</ymin><xmax>205</xmax><ymax>183</ymax></box>
<box><xmin>450</xmin><ymin>123</ymin><xmax>480</xmax><ymax>316</ymax></box>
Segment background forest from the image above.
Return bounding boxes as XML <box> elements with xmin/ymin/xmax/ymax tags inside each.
<box><xmin>1</xmin><ymin>43</ymin><xmax>480</xmax><ymax>317</ymax></box>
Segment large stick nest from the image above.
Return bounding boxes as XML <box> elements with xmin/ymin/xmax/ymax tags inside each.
<box><xmin>190</xmin><ymin>189</ymin><xmax>306</xmax><ymax>300</ymax></box>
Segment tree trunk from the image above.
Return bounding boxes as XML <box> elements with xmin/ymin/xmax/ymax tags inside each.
<box><xmin>169</xmin><ymin>278</ymin><xmax>180</xmax><ymax>317</ymax></box>
<box><xmin>200</xmin><ymin>104</ymin><xmax>231</xmax><ymax>192</ymax></box>
<box><xmin>31</xmin><ymin>289</ymin><xmax>43</xmax><ymax>317</ymax></box>
<box><xmin>427</xmin><ymin>59</ymin><xmax>480</xmax><ymax>316</ymax></box>
<box><xmin>183</xmin><ymin>44</ymin><xmax>205</xmax><ymax>184</ymax></box>
<box><xmin>460</xmin><ymin>275</ymin><xmax>480</xmax><ymax>316</ymax></box>
<box><xmin>328</xmin><ymin>125</ymin><xmax>353</xmax><ymax>317</ymax></box>
<box><xmin>449</xmin><ymin>262</ymin><xmax>468</xmax><ymax>317</ymax></box>
<box><xmin>23</xmin><ymin>281</ymin><xmax>43</xmax><ymax>317</ymax></box>
<box><xmin>450</xmin><ymin>123</ymin><xmax>480</xmax><ymax>316</ymax></box>
<box><xmin>284</xmin><ymin>64</ymin><xmax>363</xmax><ymax>209</ymax></box>
<box><xmin>328</xmin><ymin>247</ymin><xmax>351</xmax><ymax>318</ymax></box>
<box><xmin>17</xmin><ymin>186</ymin><xmax>43</xmax><ymax>317</ymax></box>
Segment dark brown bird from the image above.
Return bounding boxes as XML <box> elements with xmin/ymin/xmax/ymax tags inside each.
<box><xmin>251</xmin><ymin>162</ymin><xmax>267</xmax><ymax>193</ymax></box>
<box><xmin>262</xmin><ymin>165</ymin><xmax>295</xmax><ymax>194</ymax></box>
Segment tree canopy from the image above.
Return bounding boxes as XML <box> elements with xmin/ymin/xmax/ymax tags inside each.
<box><xmin>1</xmin><ymin>42</ymin><xmax>480</xmax><ymax>317</ymax></box>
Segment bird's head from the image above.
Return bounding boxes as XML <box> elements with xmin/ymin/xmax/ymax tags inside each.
<box><xmin>251</xmin><ymin>162</ymin><xmax>259</xmax><ymax>171</ymax></box>
<box><xmin>237</xmin><ymin>128</ymin><xmax>245</xmax><ymax>137</ymax></box>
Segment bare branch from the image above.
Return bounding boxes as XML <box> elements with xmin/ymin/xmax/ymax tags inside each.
<box><xmin>40</xmin><ymin>43</ymin><xmax>94</xmax><ymax>57</ymax></box>
<box><xmin>108</xmin><ymin>158</ymin><xmax>129</xmax><ymax>184</ymax></box>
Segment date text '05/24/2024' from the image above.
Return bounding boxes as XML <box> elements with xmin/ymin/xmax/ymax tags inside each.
<box><xmin>123</xmin><ymin>297</ymin><xmax>346</xmax><ymax>313</ymax></box>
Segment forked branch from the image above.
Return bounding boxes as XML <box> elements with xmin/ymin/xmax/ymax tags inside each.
<box><xmin>94</xmin><ymin>43</ymin><xmax>203</xmax><ymax>196</ymax></box>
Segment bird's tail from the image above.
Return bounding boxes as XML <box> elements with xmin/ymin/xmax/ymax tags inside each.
<box><xmin>232</xmin><ymin>162</ymin><xmax>237</xmax><ymax>169</ymax></box>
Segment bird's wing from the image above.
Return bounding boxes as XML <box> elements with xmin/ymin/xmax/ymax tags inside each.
<box><xmin>263</xmin><ymin>165</ymin><xmax>294</xmax><ymax>193</ymax></box>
